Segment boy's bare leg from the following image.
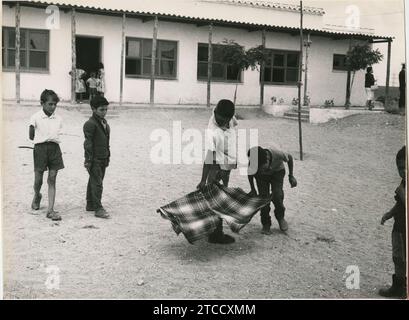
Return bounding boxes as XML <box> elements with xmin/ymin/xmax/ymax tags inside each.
<box><xmin>46</xmin><ymin>170</ymin><xmax>61</xmax><ymax>220</ymax></box>
<box><xmin>32</xmin><ymin>171</ymin><xmax>44</xmax><ymax>210</ymax></box>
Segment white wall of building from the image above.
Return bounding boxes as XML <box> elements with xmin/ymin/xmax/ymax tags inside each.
<box><xmin>2</xmin><ymin>5</ymin><xmax>367</xmax><ymax>106</ymax></box>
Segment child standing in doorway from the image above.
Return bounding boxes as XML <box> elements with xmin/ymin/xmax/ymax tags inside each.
<box><xmin>86</xmin><ymin>72</ymin><xmax>98</xmax><ymax>102</ymax></box>
<box><xmin>97</xmin><ymin>62</ymin><xmax>105</xmax><ymax>97</ymax></box>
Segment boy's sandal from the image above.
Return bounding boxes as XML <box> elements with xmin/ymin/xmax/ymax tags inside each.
<box><xmin>47</xmin><ymin>211</ymin><xmax>62</xmax><ymax>221</ymax></box>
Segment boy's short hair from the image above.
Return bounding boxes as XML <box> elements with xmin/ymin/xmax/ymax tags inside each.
<box><xmin>215</xmin><ymin>99</ymin><xmax>235</xmax><ymax>118</ymax></box>
<box><xmin>40</xmin><ymin>89</ymin><xmax>60</xmax><ymax>104</ymax></box>
<box><xmin>90</xmin><ymin>95</ymin><xmax>109</xmax><ymax>109</ymax></box>
<box><xmin>247</xmin><ymin>146</ymin><xmax>267</xmax><ymax>167</ymax></box>
<box><xmin>396</xmin><ymin>146</ymin><xmax>406</xmax><ymax>163</ymax></box>
<box><xmin>366</xmin><ymin>66</ymin><xmax>373</xmax><ymax>73</ymax></box>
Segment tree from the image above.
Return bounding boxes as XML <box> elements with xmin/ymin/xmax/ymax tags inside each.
<box><xmin>345</xmin><ymin>43</ymin><xmax>383</xmax><ymax>108</ymax></box>
<box><xmin>219</xmin><ymin>39</ymin><xmax>269</xmax><ymax>105</ymax></box>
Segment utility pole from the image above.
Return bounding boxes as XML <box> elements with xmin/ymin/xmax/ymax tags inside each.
<box><xmin>297</xmin><ymin>1</ymin><xmax>304</xmax><ymax>161</ymax></box>
<box><xmin>303</xmin><ymin>32</ymin><xmax>311</xmax><ymax>106</ymax></box>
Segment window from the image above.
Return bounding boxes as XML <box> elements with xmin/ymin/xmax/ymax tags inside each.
<box><xmin>125</xmin><ymin>38</ymin><xmax>177</xmax><ymax>78</ymax></box>
<box><xmin>333</xmin><ymin>54</ymin><xmax>348</xmax><ymax>71</ymax></box>
<box><xmin>197</xmin><ymin>43</ymin><xmax>241</xmax><ymax>82</ymax></box>
<box><xmin>2</xmin><ymin>27</ymin><xmax>49</xmax><ymax>71</ymax></box>
<box><xmin>263</xmin><ymin>50</ymin><xmax>300</xmax><ymax>84</ymax></box>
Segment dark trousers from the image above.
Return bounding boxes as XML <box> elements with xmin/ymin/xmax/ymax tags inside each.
<box><xmin>207</xmin><ymin>165</ymin><xmax>231</xmax><ymax>237</ymax></box>
<box><xmin>392</xmin><ymin>230</ymin><xmax>406</xmax><ymax>278</ymax></box>
<box><xmin>399</xmin><ymin>89</ymin><xmax>405</xmax><ymax>109</ymax></box>
<box><xmin>255</xmin><ymin>169</ymin><xmax>286</xmax><ymax>227</ymax></box>
<box><xmin>86</xmin><ymin>159</ymin><xmax>108</xmax><ymax>210</ymax></box>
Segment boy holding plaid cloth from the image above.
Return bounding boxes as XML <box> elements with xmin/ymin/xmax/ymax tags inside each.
<box><xmin>197</xmin><ymin>99</ymin><xmax>238</xmax><ymax>244</ymax></box>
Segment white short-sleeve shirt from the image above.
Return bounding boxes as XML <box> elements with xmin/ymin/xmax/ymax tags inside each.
<box><xmin>29</xmin><ymin>109</ymin><xmax>62</xmax><ymax>145</ymax></box>
<box><xmin>206</xmin><ymin>113</ymin><xmax>238</xmax><ymax>171</ymax></box>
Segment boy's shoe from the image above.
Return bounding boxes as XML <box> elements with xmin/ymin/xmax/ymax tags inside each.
<box><xmin>31</xmin><ymin>193</ymin><xmax>42</xmax><ymax>210</ymax></box>
<box><xmin>46</xmin><ymin>211</ymin><xmax>62</xmax><ymax>221</ymax></box>
<box><xmin>95</xmin><ymin>208</ymin><xmax>110</xmax><ymax>219</ymax></box>
<box><xmin>379</xmin><ymin>275</ymin><xmax>407</xmax><ymax>298</ymax></box>
<box><xmin>86</xmin><ymin>205</ymin><xmax>95</xmax><ymax>212</ymax></box>
<box><xmin>208</xmin><ymin>233</ymin><xmax>235</xmax><ymax>244</ymax></box>
<box><xmin>261</xmin><ymin>226</ymin><xmax>272</xmax><ymax>235</ymax></box>
<box><xmin>278</xmin><ymin>218</ymin><xmax>288</xmax><ymax>232</ymax></box>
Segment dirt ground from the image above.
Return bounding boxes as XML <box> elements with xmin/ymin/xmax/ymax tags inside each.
<box><xmin>1</xmin><ymin>105</ymin><xmax>406</xmax><ymax>299</ymax></box>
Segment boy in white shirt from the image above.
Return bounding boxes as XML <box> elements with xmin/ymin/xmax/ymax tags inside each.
<box><xmin>197</xmin><ymin>99</ymin><xmax>238</xmax><ymax>244</ymax></box>
<box><xmin>29</xmin><ymin>89</ymin><xmax>64</xmax><ymax>221</ymax></box>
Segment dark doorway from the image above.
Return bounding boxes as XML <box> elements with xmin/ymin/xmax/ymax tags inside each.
<box><xmin>76</xmin><ymin>36</ymin><xmax>101</xmax><ymax>99</ymax></box>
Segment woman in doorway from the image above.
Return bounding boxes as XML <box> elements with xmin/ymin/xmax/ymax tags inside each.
<box><xmin>97</xmin><ymin>62</ymin><xmax>105</xmax><ymax>97</ymax></box>
<box><xmin>365</xmin><ymin>66</ymin><xmax>377</xmax><ymax>110</ymax></box>
<box><xmin>69</xmin><ymin>68</ymin><xmax>87</xmax><ymax>103</ymax></box>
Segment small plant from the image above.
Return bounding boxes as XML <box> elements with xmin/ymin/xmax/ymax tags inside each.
<box><xmin>270</xmin><ymin>96</ymin><xmax>277</xmax><ymax>104</ymax></box>
<box><xmin>292</xmin><ymin>98</ymin><xmax>299</xmax><ymax>106</ymax></box>
<box><xmin>278</xmin><ymin>98</ymin><xmax>285</xmax><ymax>105</ymax></box>
<box><xmin>324</xmin><ymin>99</ymin><xmax>334</xmax><ymax>108</ymax></box>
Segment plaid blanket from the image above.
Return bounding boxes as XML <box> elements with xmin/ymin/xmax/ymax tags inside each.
<box><xmin>157</xmin><ymin>183</ymin><xmax>272</xmax><ymax>243</ymax></box>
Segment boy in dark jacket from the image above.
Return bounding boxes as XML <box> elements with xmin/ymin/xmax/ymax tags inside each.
<box><xmin>379</xmin><ymin>146</ymin><xmax>406</xmax><ymax>298</ymax></box>
<box><xmin>83</xmin><ymin>96</ymin><xmax>111</xmax><ymax>219</ymax></box>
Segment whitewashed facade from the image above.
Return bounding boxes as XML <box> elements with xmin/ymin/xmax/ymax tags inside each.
<box><xmin>1</xmin><ymin>1</ymin><xmax>391</xmax><ymax>106</ymax></box>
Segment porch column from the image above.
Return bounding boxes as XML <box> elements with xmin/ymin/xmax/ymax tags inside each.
<box><xmin>150</xmin><ymin>15</ymin><xmax>158</xmax><ymax>106</ymax></box>
<box><xmin>385</xmin><ymin>39</ymin><xmax>392</xmax><ymax>108</ymax></box>
<box><xmin>15</xmin><ymin>2</ymin><xmax>21</xmax><ymax>104</ymax></box>
<box><xmin>207</xmin><ymin>23</ymin><xmax>213</xmax><ymax>108</ymax></box>
<box><xmin>259</xmin><ymin>29</ymin><xmax>266</xmax><ymax>107</ymax></box>
<box><xmin>71</xmin><ymin>8</ymin><xmax>76</xmax><ymax>104</ymax></box>
<box><xmin>119</xmin><ymin>13</ymin><xmax>126</xmax><ymax>105</ymax></box>
<box><xmin>345</xmin><ymin>37</ymin><xmax>353</xmax><ymax>108</ymax></box>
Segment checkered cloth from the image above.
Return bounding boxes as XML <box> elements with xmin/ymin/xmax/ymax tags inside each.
<box><xmin>157</xmin><ymin>183</ymin><xmax>272</xmax><ymax>243</ymax></box>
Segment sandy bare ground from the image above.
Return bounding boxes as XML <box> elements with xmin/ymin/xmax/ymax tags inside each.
<box><xmin>1</xmin><ymin>105</ymin><xmax>405</xmax><ymax>299</ymax></box>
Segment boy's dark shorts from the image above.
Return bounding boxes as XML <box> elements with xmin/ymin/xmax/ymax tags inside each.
<box><xmin>33</xmin><ymin>142</ymin><xmax>64</xmax><ymax>172</ymax></box>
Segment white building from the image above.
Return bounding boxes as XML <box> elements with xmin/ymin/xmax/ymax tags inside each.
<box><xmin>2</xmin><ymin>0</ymin><xmax>392</xmax><ymax>106</ymax></box>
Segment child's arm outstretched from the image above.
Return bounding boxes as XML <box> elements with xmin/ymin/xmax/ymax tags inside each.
<box><xmin>381</xmin><ymin>204</ymin><xmax>400</xmax><ymax>225</ymax></box>
<box><xmin>287</xmin><ymin>154</ymin><xmax>297</xmax><ymax>188</ymax></box>
<box><xmin>381</xmin><ymin>187</ymin><xmax>405</xmax><ymax>225</ymax></box>
<box><xmin>197</xmin><ymin>150</ymin><xmax>215</xmax><ymax>190</ymax></box>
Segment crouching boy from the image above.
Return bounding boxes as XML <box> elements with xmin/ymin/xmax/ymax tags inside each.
<box><xmin>247</xmin><ymin>146</ymin><xmax>297</xmax><ymax>234</ymax></box>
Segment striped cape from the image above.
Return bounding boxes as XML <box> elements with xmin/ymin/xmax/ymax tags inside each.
<box><xmin>157</xmin><ymin>183</ymin><xmax>272</xmax><ymax>243</ymax></box>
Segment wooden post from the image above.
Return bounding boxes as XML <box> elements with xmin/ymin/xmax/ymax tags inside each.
<box><xmin>260</xmin><ymin>29</ymin><xmax>266</xmax><ymax>107</ymax></box>
<box><xmin>71</xmin><ymin>8</ymin><xmax>76</xmax><ymax>104</ymax></box>
<box><xmin>207</xmin><ymin>23</ymin><xmax>213</xmax><ymax>108</ymax></box>
<box><xmin>15</xmin><ymin>2</ymin><xmax>21</xmax><ymax>104</ymax></box>
<box><xmin>303</xmin><ymin>33</ymin><xmax>311</xmax><ymax>106</ymax></box>
<box><xmin>297</xmin><ymin>1</ymin><xmax>304</xmax><ymax>161</ymax></box>
<box><xmin>119</xmin><ymin>13</ymin><xmax>126</xmax><ymax>106</ymax></box>
<box><xmin>385</xmin><ymin>39</ymin><xmax>392</xmax><ymax>108</ymax></box>
<box><xmin>150</xmin><ymin>16</ymin><xmax>158</xmax><ymax>106</ymax></box>
<box><xmin>345</xmin><ymin>37</ymin><xmax>353</xmax><ymax>108</ymax></box>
